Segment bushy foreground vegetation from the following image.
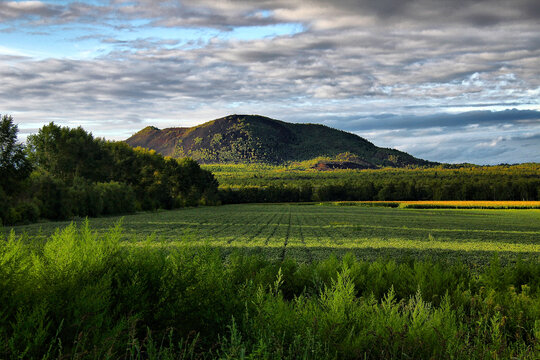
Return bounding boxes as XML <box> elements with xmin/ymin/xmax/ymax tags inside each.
<box><xmin>1</xmin><ymin>222</ymin><xmax>539</xmax><ymax>359</ymax></box>
<box><xmin>0</xmin><ymin>116</ymin><xmax>218</xmax><ymax>226</ymax></box>
<box><xmin>206</xmin><ymin>163</ymin><xmax>540</xmax><ymax>204</ymax></box>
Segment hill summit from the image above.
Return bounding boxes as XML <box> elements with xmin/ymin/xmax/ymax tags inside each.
<box><xmin>125</xmin><ymin>114</ymin><xmax>435</xmax><ymax>168</ymax></box>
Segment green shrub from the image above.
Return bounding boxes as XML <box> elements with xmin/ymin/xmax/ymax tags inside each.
<box><xmin>96</xmin><ymin>181</ymin><xmax>136</xmax><ymax>215</ymax></box>
<box><xmin>29</xmin><ymin>173</ymin><xmax>72</xmax><ymax>220</ymax></box>
<box><xmin>14</xmin><ymin>200</ymin><xmax>40</xmax><ymax>224</ymax></box>
<box><xmin>1</xmin><ymin>223</ymin><xmax>539</xmax><ymax>359</ymax></box>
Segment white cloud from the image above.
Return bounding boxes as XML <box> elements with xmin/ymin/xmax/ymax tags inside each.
<box><xmin>0</xmin><ymin>0</ymin><xmax>539</xmax><ymax>163</ymax></box>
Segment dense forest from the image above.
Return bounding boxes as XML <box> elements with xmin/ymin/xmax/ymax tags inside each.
<box><xmin>0</xmin><ymin>116</ymin><xmax>218</xmax><ymax>225</ymax></box>
<box><xmin>206</xmin><ymin>164</ymin><xmax>540</xmax><ymax>203</ymax></box>
<box><xmin>126</xmin><ymin>114</ymin><xmax>435</xmax><ymax>167</ymax></box>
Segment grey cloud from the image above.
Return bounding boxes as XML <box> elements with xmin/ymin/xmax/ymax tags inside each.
<box><xmin>510</xmin><ymin>132</ymin><xmax>540</xmax><ymax>142</ymax></box>
<box><xmin>2</xmin><ymin>25</ymin><xmax>538</xmax><ymax>111</ymax></box>
<box><xmin>331</xmin><ymin>110</ymin><xmax>540</xmax><ymax>132</ymax></box>
<box><xmin>302</xmin><ymin>0</ymin><xmax>540</xmax><ymax>26</ymax></box>
<box><xmin>101</xmin><ymin>37</ymin><xmax>181</xmax><ymax>50</ymax></box>
<box><xmin>1</xmin><ymin>1</ymin><xmax>540</xmax><ymax>165</ymax></box>
<box><xmin>0</xmin><ymin>1</ymin><xmax>62</xmax><ymax>21</ymax></box>
<box><xmin>403</xmin><ymin>102</ymin><xmax>533</xmax><ymax>110</ymax></box>
<box><xmin>0</xmin><ymin>0</ymin><xmax>287</xmax><ymax>29</ymax></box>
<box><xmin>2</xmin><ymin>1</ymin><xmax>537</xmax><ymax>30</ymax></box>
<box><xmin>363</xmin><ymin>125</ymin><xmax>540</xmax><ymax>164</ymax></box>
<box><xmin>0</xmin><ymin>1</ymin><xmax>111</xmax><ymax>26</ymax></box>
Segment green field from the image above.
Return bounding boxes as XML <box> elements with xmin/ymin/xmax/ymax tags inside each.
<box><xmin>3</xmin><ymin>203</ymin><xmax>540</xmax><ymax>358</ymax></box>
<box><xmin>9</xmin><ymin>203</ymin><xmax>540</xmax><ymax>264</ymax></box>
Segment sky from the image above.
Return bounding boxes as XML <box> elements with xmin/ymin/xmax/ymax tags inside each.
<box><xmin>1</xmin><ymin>0</ymin><xmax>539</xmax><ymax>164</ymax></box>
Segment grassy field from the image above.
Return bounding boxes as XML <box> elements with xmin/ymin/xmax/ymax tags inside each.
<box><xmin>3</xmin><ymin>203</ymin><xmax>540</xmax><ymax>358</ymax></box>
<box><xmin>8</xmin><ymin>203</ymin><xmax>540</xmax><ymax>264</ymax></box>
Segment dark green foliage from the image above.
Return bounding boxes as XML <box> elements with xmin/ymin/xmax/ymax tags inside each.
<box><xmin>27</xmin><ymin>122</ymin><xmax>109</xmax><ymax>184</ymax></box>
<box><xmin>95</xmin><ymin>181</ymin><xmax>137</xmax><ymax>215</ymax></box>
<box><xmin>29</xmin><ymin>173</ymin><xmax>72</xmax><ymax>220</ymax></box>
<box><xmin>69</xmin><ymin>177</ymin><xmax>104</xmax><ymax>217</ymax></box>
<box><xmin>103</xmin><ymin>142</ymin><xmax>219</xmax><ymax>210</ymax></box>
<box><xmin>210</xmin><ymin>163</ymin><xmax>540</xmax><ymax>203</ymax></box>
<box><xmin>25</xmin><ymin>175</ymin><xmax>137</xmax><ymax>220</ymax></box>
<box><xmin>0</xmin><ymin>115</ymin><xmax>32</xmax><ymax>193</ymax></box>
<box><xmin>0</xmin><ymin>187</ymin><xmax>7</xmax><ymax>225</ymax></box>
<box><xmin>126</xmin><ymin>114</ymin><xmax>435</xmax><ymax>167</ymax></box>
<box><xmin>0</xmin><ymin>115</ymin><xmax>33</xmax><ymax>224</ymax></box>
<box><xmin>0</xmin><ymin>121</ymin><xmax>219</xmax><ymax>225</ymax></box>
<box><xmin>1</xmin><ymin>223</ymin><xmax>539</xmax><ymax>359</ymax></box>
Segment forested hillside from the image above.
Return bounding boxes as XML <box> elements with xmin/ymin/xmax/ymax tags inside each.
<box><xmin>126</xmin><ymin>114</ymin><xmax>436</xmax><ymax>167</ymax></box>
<box><xmin>0</xmin><ymin>116</ymin><xmax>218</xmax><ymax>225</ymax></box>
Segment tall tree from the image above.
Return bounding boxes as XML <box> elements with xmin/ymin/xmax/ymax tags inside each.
<box><xmin>27</xmin><ymin>123</ymin><xmax>109</xmax><ymax>183</ymax></box>
<box><xmin>0</xmin><ymin>115</ymin><xmax>31</xmax><ymax>193</ymax></box>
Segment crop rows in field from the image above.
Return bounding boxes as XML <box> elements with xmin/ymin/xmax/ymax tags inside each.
<box><xmin>10</xmin><ymin>203</ymin><xmax>540</xmax><ymax>264</ymax></box>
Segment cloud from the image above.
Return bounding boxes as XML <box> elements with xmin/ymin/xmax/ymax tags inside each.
<box><xmin>0</xmin><ymin>0</ymin><xmax>539</xmax><ymax>164</ymax></box>
<box><xmin>328</xmin><ymin>110</ymin><xmax>540</xmax><ymax>132</ymax></box>
<box><xmin>0</xmin><ymin>1</ymin><xmax>62</xmax><ymax>21</ymax></box>
<box><xmin>361</xmin><ymin>125</ymin><xmax>540</xmax><ymax>165</ymax></box>
<box><xmin>3</xmin><ymin>1</ymin><xmax>539</xmax><ymax>30</ymax></box>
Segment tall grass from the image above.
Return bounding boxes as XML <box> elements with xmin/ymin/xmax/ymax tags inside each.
<box><xmin>1</xmin><ymin>222</ymin><xmax>539</xmax><ymax>359</ymax></box>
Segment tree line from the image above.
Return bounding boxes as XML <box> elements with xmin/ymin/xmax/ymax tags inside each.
<box><xmin>219</xmin><ymin>178</ymin><xmax>540</xmax><ymax>204</ymax></box>
<box><xmin>214</xmin><ymin>164</ymin><xmax>540</xmax><ymax>203</ymax></box>
<box><xmin>0</xmin><ymin>116</ymin><xmax>218</xmax><ymax>225</ymax></box>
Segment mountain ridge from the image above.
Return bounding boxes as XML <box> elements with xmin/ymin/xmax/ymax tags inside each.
<box><xmin>125</xmin><ymin>114</ymin><xmax>437</xmax><ymax>168</ymax></box>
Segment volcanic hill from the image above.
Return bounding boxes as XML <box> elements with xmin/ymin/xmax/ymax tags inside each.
<box><xmin>125</xmin><ymin>114</ymin><xmax>435</xmax><ymax>168</ymax></box>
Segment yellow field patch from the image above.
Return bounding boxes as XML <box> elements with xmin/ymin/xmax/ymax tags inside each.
<box><xmin>333</xmin><ymin>200</ymin><xmax>540</xmax><ymax>208</ymax></box>
<box><xmin>400</xmin><ymin>201</ymin><xmax>540</xmax><ymax>207</ymax></box>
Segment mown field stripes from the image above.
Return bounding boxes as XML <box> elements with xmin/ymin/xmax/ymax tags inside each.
<box><xmin>7</xmin><ymin>204</ymin><xmax>540</xmax><ymax>264</ymax></box>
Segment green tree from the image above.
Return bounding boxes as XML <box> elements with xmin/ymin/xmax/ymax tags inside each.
<box><xmin>17</xmin><ymin>122</ymin><xmax>220</xmax><ymax>222</ymax></box>
<box><xmin>27</xmin><ymin>122</ymin><xmax>108</xmax><ymax>184</ymax></box>
<box><xmin>0</xmin><ymin>115</ymin><xmax>31</xmax><ymax>194</ymax></box>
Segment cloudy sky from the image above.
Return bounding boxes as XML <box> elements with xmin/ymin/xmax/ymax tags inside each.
<box><xmin>1</xmin><ymin>0</ymin><xmax>539</xmax><ymax>164</ymax></box>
